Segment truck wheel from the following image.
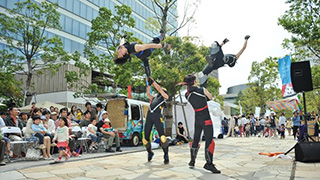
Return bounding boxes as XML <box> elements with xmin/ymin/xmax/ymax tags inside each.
<box><xmin>131</xmin><ymin>133</ymin><xmax>140</xmax><ymax>147</ymax></box>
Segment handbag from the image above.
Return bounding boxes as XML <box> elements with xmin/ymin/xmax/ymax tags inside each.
<box><xmin>26</xmin><ymin>148</ymin><xmax>41</xmax><ymax>161</ymax></box>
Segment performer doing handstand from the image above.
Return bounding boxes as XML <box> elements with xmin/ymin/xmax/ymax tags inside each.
<box><xmin>114</xmin><ymin>35</ymin><xmax>170</xmax><ymax>77</ymax></box>
<box><xmin>179</xmin><ymin>74</ymin><xmax>220</xmax><ymax>173</ymax></box>
<box><xmin>143</xmin><ymin>77</ymin><xmax>170</xmax><ymax>164</ymax></box>
<box><xmin>197</xmin><ymin>35</ymin><xmax>250</xmax><ymax>87</ymax></box>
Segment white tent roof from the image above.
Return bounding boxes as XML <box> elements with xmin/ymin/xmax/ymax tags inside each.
<box><xmin>19</xmin><ymin>101</ymin><xmax>68</xmax><ymax>112</ymax></box>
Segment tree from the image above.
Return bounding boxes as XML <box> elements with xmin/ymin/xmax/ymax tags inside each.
<box><xmin>237</xmin><ymin>57</ymin><xmax>282</xmax><ymax>115</ymax></box>
<box><xmin>0</xmin><ymin>0</ymin><xmax>72</xmax><ymax>105</ymax></box>
<box><xmin>278</xmin><ymin>0</ymin><xmax>320</xmax><ymax>61</ymax></box>
<box><xmin>305</xmin><ymin>65</ymin><xmax>320</xmax><ymax>113</ymax></box>
<box><xmin>67</xmin><ymin>5</ymin><xmax>142</xmax><ymax>98</ymax></box>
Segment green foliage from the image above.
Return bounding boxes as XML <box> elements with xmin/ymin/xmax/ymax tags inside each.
<box><xmin>0</xmin><ymin>0</ymin><xmax>72</xmax><ymax>105</ymax></box>
<box><xmin>237</xmin><ymin>57</ymin><xmax>282</xmax><ymax>115</ymax></box>
<box><xmin>278</xmin><ymin>0</ymin><xmax>320</xmax><ymax>61</ymax></box>
<box><xmin>69</xmin><ymin>5</ymin><xmax>140</xmax><ymax>97</ymax></box>
<box><xmin>305</xmin><ymin>65</ymin><xmax>320</xmax><ymax>113</ymax></box>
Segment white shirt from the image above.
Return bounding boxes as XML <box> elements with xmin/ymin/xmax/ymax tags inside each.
<box><xmin>240</xmin><ymin>118</ymin><xmax>247</xmax><ymax>125</ymax></box>
<box><xmin>97</xmin><ymin>110</ymin><xmax>106</xmax><ymax>121</ymax></box>
<box><xmin>53</xmin><ymin>126</ymin><xmax>69</xmax><ymax>142</ymax></box>
<box><xmin>87</xmin><ymin>124</ymin><xmax>97</xmax><ymax>136</ymax></box>
<box><xmin>279</xmin><ymin>116</ymin><xmax>286</xmax><ymax>126</ymax></box>
<box><xmin>0</xmin><ymin>117</ymin><xmax>5</xmax><ymax>128</ymax></box>
<box><xmin>44</xmin><ymin>119</ymin><xmax>56</xmax><ymax>134</ymax></box>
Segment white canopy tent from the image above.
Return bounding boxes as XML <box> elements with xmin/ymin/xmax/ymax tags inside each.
<box><xmin>19</xmin><ymin>101</ymin><xmax>68</xmax><ymax>112</ymax></box>
<box><xmin>172</xmin><ymin>90</ymin><xmax>225</xmax><ymax>138</ymax></box>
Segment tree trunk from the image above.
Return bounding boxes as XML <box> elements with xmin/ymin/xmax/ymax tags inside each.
<box><xmin>164</xmin><ymin>96</ymin><xmax>174</xmax><ymax>137</ymax></box>
<box><xmin>24</xmin><ymin>58</ymin><xmax>33</xmax><ymax>106</ymax></box>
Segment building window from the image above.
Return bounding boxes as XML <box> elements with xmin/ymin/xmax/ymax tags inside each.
<box><xmin>63</xmin><ymin>38</ymin><xmax>71</xmax><ymax>53</ymax></box>
<box><xmin>79</xmin><ymin>23</ymin><xmax>86</xmax><ymax>39</ymax></box>
<box><xmin>73</xmin><ymin>0</ymin><xmax>80</xmax><ymax>15</ymax></box>
<box><xmin>80</xmin><ymin>2</ymin><xmax>87</xmax><ymax>18</ymax></box>
<box><xmin>71</xmin><ymin>41</ymin><xmax>79</xmax><ymax>53</ymax></box>
<box><xmin>0</xmin><ymin>0</ymin><xmax>7</xmax><ymax>7</ymax></box>
<box><xmin>65</xmin><ymin>16</ymin><xmax>72</xmax><ymax>33</ymax></box>
<box><xmin>59</xmin><ymin>14</ymin><xmax>65</xmax><ymax>30</ymax></box>
<box><xmin>87</xmin><ymin>6</ymin><xmax>93</xmax><ymax>20</ymax></box>
<box><xmin>58</xmin><ymin>0</ymin><xmax>66</xmax><ymax>9</ymax></box>
<box><xmin>72</xmin><ymin>20</ymin><xmax>80</xmax><ymax>36</ymax></box>
<box><xmin>66</xmin><ymin>0</ymin><xmax>73</xmax><ymax>12</ymax></box>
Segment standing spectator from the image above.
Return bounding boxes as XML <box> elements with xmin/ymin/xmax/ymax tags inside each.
<box><xmin>227</xmin><ymin>115</ymin><xmax>235</xmax><ymax>137</ymax></box>
<box><xmin>259</xmin><ymin>117</ymin><xmax>266</xmax><ymax>137</ymax></box>
<box><xmin>286</xmin><ymin>118</ymin><xmax>292</xmax><ymax>136</ymax></box>
<box><xmin>255</xmin><ymin>117</ymin><xmax>261</xmax><ymax>137</ymax></box>
<box><xmin>4</xmin><ymin>107</ymin><xmax>23</xmax><ymax>158</ymax></box>
<box><xmin>221</xmin><ymin>118</ymin><xmax>228</xmax><ymax>135</ymax></box>
<box><xmin>279</xmin><ymin>124</ymin><xmax>286</xmax><ymax>139</ymax></box>
<box><xmin>279</xmin><ymin>112</ymin><xmax>286</xmax><ymax>126</ymax></box>
<box><xmin>31</xmin><ymin>102</ymin><xmax>36</xmax><ymax>111</ymax></box>
<box><xmin>79</xmin><ymin>111</ymin><xmax>91</xmax><ymax>128</ymax></box>
<box><xmin>239</xmin><ymin>115</ymin><xmax>246</xmax><ymax>137</ymax></box>
<box><xmin>245</xmin><ymin>123</ymin><xmax>250</xmax><ymax>137</ymax></box>
<box><xmin>265</xmin><ymin>116</ymin><xmax>270</xmax><ymax>137</ymax></box>
<box><xmin>234</xmin><ymin>125</ymin><xmax>239</xmax><ymax>137</ymax></box>
<box><xmin>96</xmin><ymin>103</ymin><xmax>106</xmax><ymax>122</ymax></box>
<box><xmin>43</xmin><ymin>110</ymin><xmax>55</xmax><ymax>135</ymax></box>
<box><xmin>315</xmin><ymin>115</ymin><xmax>319</xmax><ymax>142</ymax></box>
<box><xmin>269</xmin><ymin>112</ymin><xmax>277</xmax><ymax>138</ymax></box>
<box><xmin>292</xmin><ymin>110</ymin><xmax>301</xmax><ymax>140</ymax></box>
<box><xmin>249</xmin><ymin>113</ymin><xmax>256</xmax><ymax>136</ymax></box>
<box><xmin>85</xmin><ymin>102</ymin><xmax>96</xmax><ymax>121</ymax></box>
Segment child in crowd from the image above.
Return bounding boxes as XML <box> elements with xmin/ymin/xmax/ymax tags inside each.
<box><xmin>53</xmin><ymin>117</ymin><xmax>70</xmax><ymax>162</ymax></box>
<box><xmin>87</xmin><ymin>119</ymin><xmax>101</xmax><ymax>151</ymax></box>
<box><xmin>0</xmin><ymin>134</ymin><xmax>12</xmax><ymax>157</ymax></box>
<box><xmin>31</xmin><ymin>115</ymin><xmax>53</xmax><ymax>159</ymax></box>
<box><xmin>102</xmin><ymin>118</ymin><xmax>116</xmax><ymax>133</ymax></box>
<box><xmin>279</xmin><ymin>124</ymin><xmax>285</xmax><ymax>139</ymax></box>
<box><xmin>76</xmin><ymin>109</ymin><xmax>82</xmax><ymax>122</ymax></box>
<box><xmin>234</xmin><ymin>125</ymin><xmax>239</xmax><ymax>137</ymax></box>
<box><xmin>245</xmin><ymin>124</ymin><xmax>250</xmax><ymax>137</ymax></box>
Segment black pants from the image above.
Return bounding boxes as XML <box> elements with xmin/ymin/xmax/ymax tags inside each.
<box><xmin>137</xmin><ymin>36</ymin><xmax>162</xmax><ymax>77</ymax></box>
<box><xmin>176</xmin><ymin>135</ymin><xmax>188</xmax><ymax>143</ymax></box>
<box><xmin>144</xmin><ymin>111</ymin><xmax>168</xmax><ymax>154</ymax></box>
<box><xmin>192</xmin><ymin>119</ymin><xmax>213</xmax><ymax>150</ymax></box>
<box><xmin>293</xmin><ymin>125</ymin><xmax>299</xmax><ymax>139</ymax></box>
<box><xmin>0</xmin><ymin>140</ymin><xmax>5</xmax><ymax>162</ymax></box>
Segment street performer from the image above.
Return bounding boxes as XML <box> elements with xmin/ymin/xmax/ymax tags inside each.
<box><xmin>143</xmin><ymin>77</ymin><xmax>170</xmax><ymax>164</ymax></box>
<box><xmin>197</xmin><ymin>35</ymin><xmax>250</xmax><ymax>87</ymax></box>
<box><xmin>178</xmin><ymin>74</ymin><xmax>221</xmax><ymax>173</ymax></box>
<box><xmin>114</xmin><ymin>34</ymin><xmax>170</xmax><ymax>78</ymax></box>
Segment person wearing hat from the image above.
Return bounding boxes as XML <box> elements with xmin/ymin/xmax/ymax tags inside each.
<box><xmin>114</xmin><ymin>34</ymin><xmax>170</xmax><ymax>78</ymax></box>
<box><xmin>143</xmin><ymin>77</ymin><xmax>170</xmax><ymax>164</ymax></box>
<box><xmin>96</xmin><ymin>115</ymin><xmax>122</xmax><ymax>153</ymax></box>
<box><xmin>177</xmin><ymin>74</ymin><xmax>220</xmax><ymax>173</ymax></box>
<box><xmin>292</xmin><ymin>110</ymin><xmax>301</xmax><ymax>140</ymax></box>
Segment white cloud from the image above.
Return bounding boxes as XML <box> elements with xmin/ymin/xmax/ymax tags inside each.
<box><xmin>178</xmin><ymin>0</ymin><xmax>292</xmax><ymax>94</ymax></box>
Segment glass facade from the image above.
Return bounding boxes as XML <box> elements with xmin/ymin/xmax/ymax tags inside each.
<box><xmin>0</xmin><ymin>0</ymin><xmax>178</xmax><ymax>57</ymax></box>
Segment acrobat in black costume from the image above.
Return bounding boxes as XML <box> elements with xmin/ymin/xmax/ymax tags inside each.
<box><xmin>114</xmin><ymin>35</ymin><xmax>170</xmax><ymax>78</ymax></box>
<box><xmin>181</xmin><ymin>74</ymin><xmax>221</xmax><ymax>173</ymax></box>
<box><xmin>143</xmin><ymin>78</ymin><xmax>170</xmax><ymax>164</ymax></box>
<box><xmin>197</xmin><ymin>35</ymin><xmax>250</xmax><ymax>87</ymax></box>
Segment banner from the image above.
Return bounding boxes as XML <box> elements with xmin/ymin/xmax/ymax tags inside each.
<box><xmin>278</xmin><ymin>55</ymin><xmax>296</xmax><ymax>98</ymax></box>
<box><xmin>266</xmin><ymin>98</ymin><xmax>300</xmax><ymax>112</ymax></box>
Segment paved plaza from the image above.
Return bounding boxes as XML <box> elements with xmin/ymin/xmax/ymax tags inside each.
<box><xmin>1</xmin><ymin>137</ymin><xmax>319</xmax><ymax>180</ymax></box>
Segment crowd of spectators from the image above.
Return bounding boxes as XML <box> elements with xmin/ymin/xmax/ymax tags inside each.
<box><xmin>0</xmin><ymin>102</ymin><xmax>122</xmax><ymax>166</ymax></box>
<box><xmin>222</xmin><ymin>111</ymin><xmax>320</xmax><ymax>140</ymax></box>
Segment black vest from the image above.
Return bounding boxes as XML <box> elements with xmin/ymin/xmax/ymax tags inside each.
<box><xmin>149</xmin><ymin>94</ymin><xmax>166</xmax><ymax>113</ymax></box>
<box><xmin>186</xmin><ymin>86</ymin><xmax>208</xmax><ymax>115</ymax></box>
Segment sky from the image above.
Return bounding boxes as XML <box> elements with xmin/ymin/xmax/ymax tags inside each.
<box><xmin>177</xmin><ymin>0</ymin><xmax>292</xmax><ymax>94</ymax></box>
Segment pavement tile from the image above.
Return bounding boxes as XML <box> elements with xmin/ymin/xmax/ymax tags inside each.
<box><xmin>49</xmin><ymin>167</ymin><xmax>85</xmax><ymax>175</ymax></box>
<box><xmin>23</xmin><ymin>172</ymin><xmax>56</xmax><ymax>179</ymax></box>
<box><xmin>0</xmin><ymin>171</ymin><xmax>27</xmax><ymax>180</ymax></box>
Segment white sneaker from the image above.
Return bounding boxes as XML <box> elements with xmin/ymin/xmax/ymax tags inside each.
<box><xmin>39</xmin><ymin>144</ymin><xmax>46</xmax><ymax>149</ymax></box>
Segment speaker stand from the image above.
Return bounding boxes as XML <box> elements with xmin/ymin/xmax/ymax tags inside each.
<box><xmin>285</xmin><ymin>91</ymin><xmax>315</xmax><ymax>155</ymax></box>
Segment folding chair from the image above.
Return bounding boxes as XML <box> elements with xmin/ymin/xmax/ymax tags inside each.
<box><xmin>78</xmin><ymin>127</ymin><xmax>91</xmax><ymax>153</ymax></box>
<box><xmin>1</xmin><ymin>126</ymin><xmax>29</xmax><ymax>159</ymax></box>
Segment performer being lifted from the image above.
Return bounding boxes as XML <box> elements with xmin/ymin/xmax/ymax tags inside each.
<box><xmin>197</xmin><ymin>35</ymin><xmax>250</xmax><ymax>87</ymax></box>
<box><xmin>179</xmin><ymin>74</ymin><xmax>220</xmax><ymax>173</ymax></box>
<box><xmin>114</xmin><ymin>34</ymin><xmax>170</xmax><ymax>77</ymax></box>
<box><xmin>143</xmin><ymin>77</ymin><xmax>170</xmax><ymax>164</ymax></box>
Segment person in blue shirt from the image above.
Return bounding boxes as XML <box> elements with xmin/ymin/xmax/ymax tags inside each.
<box><xmin>31</xmin><ymin>115</ymin><xmax>53</xmax><ymax>159</ymax></box>
<box><xmin>292</xmin><ymin>110</ymin><xmax>301</xmax><ymax>140</ymax></box>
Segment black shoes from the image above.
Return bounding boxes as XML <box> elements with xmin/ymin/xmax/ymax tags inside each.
<box><xmin>203</xmin><ymin>163</ymin><xmax>221</xmax><ymax>174</ymax></box>
<box><xmin>116</xmin><ymin>147</ymin><xmax>122</xmax><ymax>152</ymax></box>
<box><xmin>105</xmin><ymin>147</ymin><xmax>115</xmax><ymax>153</ymax></box>
<box><xmin>245</xmin><ymin>35</ymin><xmax>250</xmax><ymax>40</ymax></box>
<box><xmin>164</xmin><ymin>154</ymin><xmax>169</xmax><ymax>165</ymax></box>
<box><xmin>148</xmin><ymin>152</ymin><xmax>154</xmax><ymax>162</ymax></box>
<box><xmin>188</xmin><ymin>160</ymin><xmax>195</xmax><ymax>167</ymax></box>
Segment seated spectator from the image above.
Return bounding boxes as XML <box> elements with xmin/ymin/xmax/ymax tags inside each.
<box><xmin>85</xmin><ymin>102</ymin><xmax>97</xmax><ymax>121</ymax></box>
<box><xmin>96</xmin><ymin>118</ymin><xmax>122</xmax><ymax>153</ymax></box>
<box><xmin>4</xmin><ymin>107</ymin><xmax>24</xmax><ymax>158</ymax></box>
<box><xmin>79</xmin><ymin>111</ymin><xmax>91</xmax><ymax>128</ymax></box>
<box><xmin>42</xmin><ymin>110</ymin><xmax>55</xmax><ymax>135</ymax></box>
<box><xmin>18</xmin><ymin>112</ymin><xmax>28</xmax><ymax>127</ymax></box>
<box><xmin>76</xmin><ymin>109</ymin><xmax>82</xmax><ymax>122</ymax></box>
<box><xmin>176</xmin><ymin>122</ymin><xmax>188</xmax><ymax>143</ymax></box>
<box><xmin>31</xmin><ymin>115</ymin><xmax>53</xmax><ymax>159</ymax></box>
<box><xmin>0</xmin><ymin>112</ymin><xmax>7</xmax><ymax>128</ymax></box>
<box><xmin>87</xmin><ymin>119</ymin><xmax>101</xmax><ymax>151</ymax></box>
<box><xmin>0</xmin><ymin>139</ymin><xmax>6</xmax><ymax>166</ymax></box>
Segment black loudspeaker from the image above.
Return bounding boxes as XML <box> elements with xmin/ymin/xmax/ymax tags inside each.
<box><xmin>295</xmin><ymin>142</ymin><xmax>320</xmax><ymax>162</ymax></box>
<box><xmin>290</xmin><ymin>61</ymin><xmax>313</xmax><ymax>92</ymax></box>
